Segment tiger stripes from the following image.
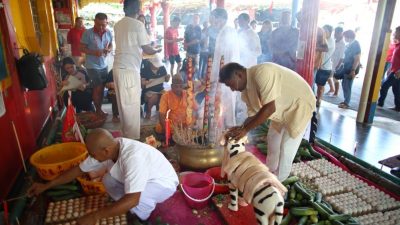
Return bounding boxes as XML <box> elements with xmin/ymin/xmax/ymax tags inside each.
<box><xmin>224</xmin><ymin>137</ymin><xmax>285</xmax><ymax>225</ymax></box>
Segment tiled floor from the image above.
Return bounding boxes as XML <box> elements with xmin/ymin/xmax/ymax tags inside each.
<box><xmin>316</xmin><ymin>101</ymin><xmax>400</xmax><ymax>172</ymax></box>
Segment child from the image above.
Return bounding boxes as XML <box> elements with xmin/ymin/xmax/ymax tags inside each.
<box><xmin>106</xmin><ymin>70</ymin><xmax>119</xmax><ymax>122</ymax></box>
<box><xmin>62</xmin><ymin>57</ymin><xmax>94</xmax><ymax>112</ymax></box>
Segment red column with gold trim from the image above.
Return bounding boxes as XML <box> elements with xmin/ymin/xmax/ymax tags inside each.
<box><xmin>295</xmin><ymin>0</ymin><xmax>319</xmax><ymax>87</ymax></box>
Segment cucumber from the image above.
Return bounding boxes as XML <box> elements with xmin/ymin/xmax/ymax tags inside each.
<box><xmin>299</xmin><ymin>148</ymin><xmax>314</xmax><ymax>159</ymax></box>
<box><xmin>316</xmin><ymin>221</ymin><xmax>326</xmax><ymax>225</ymax></box>
<box><xmin>298</xmin><ymin>216</ymin><xmax>308</xmax><ymax>225</ymax></box>
<box><xmin>288</xmin><ymin>199</ymin><xmax>302</xmax><ymax>207</ymax></box>
<box><xmin>50</xmin><ymin>183</ymin><xmax>79</xmax><ymax>191</ymax></box>
<box><xmin>315</xmin><ymin>192</ymin><xmax>322</xmax><ymax>203</ymax></box>
<box><xmin>290</xmin><ymin>207</ymin><xmax>319</xmax><ymax>216</ymax></box>
<box><xmin>293</xmin><ymin>182</ymin><xmax>313</xmax><ymax>200</ymax></box>
<box><xmin>289</xmin><ymin>187</ymin><xmax>297</xmax><ymax>200</ymax></box>
<box><xmin>330</xmin><ymin>220</ymin><xmax>345</xmax><ymax>225</ymax></box>
<box><xmin>328</xmin><ymin>214</ymin><xmax>351</xmax><ymax>222</ymax></box>
<box><xmin>318</xmin><ymin>202</ymin><xmax>335</xmax><ymax>214</ymax></box>
<box><xmin>46</xmin><ymin>190</ymin><xmax>74</xmax><ymax>197</ymax></box>
<box><xmin>310</xmin><ymin>202</ymin><xmax>331</xmax><ymax>219</ymax></box>
<box><xmin>52</xmin><ymin>192</ymin><xmax>81</xmax><ymax>201</ymax></box>
<box><xmin>307</xmin><ymin>146</ymin><xmax>323</xmax><ymax>159</ymax></box>
<box><xmin>282</xmin><ymin>176</ymin><xmax>300</xmax><ymax>186</ymax></box>
<box><xmin>296</xmin><ymin>192</ymin><xmax>304</xmax><ymax>201</ymax></box>
<box><xmin>280</xmin><ymin>212</ymin><xmax>293</xmax><ymax>225</ymax></box>
<box><xmin>310</xmin><ymin>215</ymin><xmax>319</xmax><ymax>223</ymax></box>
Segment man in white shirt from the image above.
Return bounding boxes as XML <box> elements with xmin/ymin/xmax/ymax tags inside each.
<box><xmin>28</xmin><ymin>128</ymin><xmax>178</xmax><ymax>224</ymax></box>
<box><xmin>209</xmin><ymin>8</ymin><xmax>241</xmax><ymax>142</ymax></box>
<box><xmin>331</xmin><ymin>27</ymin><xmax>346</xmax><ymax>97</ymax></box>
<box><xmin>113</xmin><ymin>0</ymin><xmax>161</xmax><ymax>139</ymax></box>
<box><xmin>237</xmin><ymin>13</ymin><xmax>262</xmax><ymax>68</ymax></box>
<box><xmin>315</xmin><ymin>25</ymin><xmax>335</xmax><ymax>107</ymax></box>
<box><xmin>236</xmin><ymin>13</ymin><xmax>262</xmax><ymax>124</ymax></box>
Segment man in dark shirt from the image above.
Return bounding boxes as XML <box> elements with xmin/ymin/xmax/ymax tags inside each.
<box><xmin>270</xmin><ymin>11</ymin><xmax>299</xmax><ymax>70</ymax></box>
<box><xmin>184</xmin><ymin>14</ymin><xmax>202</xmax><ymax>75</ymax></box>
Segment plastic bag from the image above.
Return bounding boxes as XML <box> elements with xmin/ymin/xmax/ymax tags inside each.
<box><xmin>62</xmin><ymin>93</ymin><xmax>80</xmax><ymax>142</ymax></box>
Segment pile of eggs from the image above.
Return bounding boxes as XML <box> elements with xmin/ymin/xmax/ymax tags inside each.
<box><xmin>383</xmin><ymin>209</ymin><xmax>400</xmax><ymax>224</ymax></box>
<box><xmin>354</xmin><ymin>212</ymin><xmax>394</xmax><ymax>225</ymax></box>
<box><xmin>353</xmin><ymin>186</ymin><xmax>400</xmax><ymax>211</ymax></box>
<box><xmin>325</xmin><ymin>192</ymin><xmax>372</xmax><ymax>216</ymax></box>
<box><xmin>45</xmin><ymin>195</ymin><xmax>127</xmax><ymax>225</ymax></box>
<box><xmin>290</xmin><ymin>162</ymin><xmax>321</xmax><ymax>180</ymax></box>
<box><xmin>312</xmin><ymin>176</ymin><xmax>346</xmax><ymax>195</ymax></box>
<box><xmin>307</xmin><ymin>159</ymin><xmax>343</xmax><ymax>176</ymax></box>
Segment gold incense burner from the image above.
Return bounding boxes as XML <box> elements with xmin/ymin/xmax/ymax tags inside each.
<box><xmin>175</xmin><ymin>144</ymin><xmax>223</xmax><ymax>171</ymax></box>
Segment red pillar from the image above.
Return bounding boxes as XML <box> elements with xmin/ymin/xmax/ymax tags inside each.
<box><xmin>162</xmin><ymin>1</ymin><xmax>170</xmax><ymax>57</ymax></box>
<box><xmin>149</xmin><ymin>5</ymin><xmax>157</xmax><ymax>30</ymax></box>
<box><xmin>216</xmin><ymin>0</ymin><xmax>224</xmax><ymax>8</ymax></box>
<box><xmin>295</xmin><ymin>0</ymin><xmax>320</xmax><ymax>87</ymax></box>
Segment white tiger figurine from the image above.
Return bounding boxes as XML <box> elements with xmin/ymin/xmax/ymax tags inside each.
<box><xmin>220</xmin><ymin>136</ymin><xmax>287</xmax><ymax>225</ymax></box>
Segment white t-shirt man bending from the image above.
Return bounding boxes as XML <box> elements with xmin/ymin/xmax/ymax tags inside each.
<box><xmin>113</xmin><ymin>0</ymin><xmax>161</xmax><ymax>139</ymax></box>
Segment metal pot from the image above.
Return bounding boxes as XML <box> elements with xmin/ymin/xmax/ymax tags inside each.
<box><xmin>175</xmin><ymin>144</ymin><xmax>223</xmax><ymax>171</ymax></box>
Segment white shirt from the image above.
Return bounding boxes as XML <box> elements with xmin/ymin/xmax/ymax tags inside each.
<box><xmin>238</xmin><ymin>28</ymin><xmax>262</xmax><ymax>67</ymax></box>
<box><xmin>320</xmin><ymin>36</ymin><xmax>335</xmax><ymax>70</ymax></box>
<box><xmin>113</xmin><ymin>17</ymin><xmax>150</xmax><ymax>72</ymax></box>
<box><xmin>80</xmin><ymin>138</ymin><xmax>178</xmax><ymax>194</ymax></box>
<box><xmin>331</xmin><ymin>38</ymin><xmax>345</xmax><ymax>70</ymax></box>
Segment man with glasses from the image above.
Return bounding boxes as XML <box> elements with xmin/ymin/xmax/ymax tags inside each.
<box><xmin>80</xmin><ymin>13</ymin><xmax>113</xmax><ymax>118</ymax></box>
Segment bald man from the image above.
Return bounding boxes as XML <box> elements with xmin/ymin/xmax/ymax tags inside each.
<box><xmin>28</xmin><ymin>128</ymin><xmax>178</xmax><ymax>224</ymax></box>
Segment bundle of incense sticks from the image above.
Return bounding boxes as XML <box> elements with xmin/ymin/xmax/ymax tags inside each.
<box><xmin>172</xmin><ymin>123</ymin><xmax>206</xmax><ymax>146</ymax></box>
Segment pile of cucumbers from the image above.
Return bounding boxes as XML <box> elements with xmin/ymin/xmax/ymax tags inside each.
<box><xmin>281</xmin><ymin>176</ymin><xmax>360</xmax><ymax>225</ymax></box>
<box><xmin>45</xmin><ymin>180</ymin><xmax>82</xmax><ymax>201</ymax></box>
<box><xmin>250</xmin><ymin>121</ymin><xmax>270</xmax><ymax>155</ymax></box>
<box><xmin>293</xmin><ymin>140</ymin><xmax>323</xmax><ymax>163</ymax></box>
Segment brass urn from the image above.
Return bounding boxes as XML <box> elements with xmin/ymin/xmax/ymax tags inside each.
<box><xmin>175</xmin><ymin>144</ymin><xmax>223</xmax><ymax>171</ymax></box>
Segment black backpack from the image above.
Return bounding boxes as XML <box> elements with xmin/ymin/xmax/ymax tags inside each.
<box><xmin>16</xmin><ymin>49</ymin><xmax>48</xmax><ymax>90</ymax></box>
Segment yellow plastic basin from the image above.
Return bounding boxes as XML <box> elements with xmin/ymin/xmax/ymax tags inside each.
<box><xmin>30</xmin><ymin>142</ymin><xmax>88</xmax><ymax>180</ymax></box>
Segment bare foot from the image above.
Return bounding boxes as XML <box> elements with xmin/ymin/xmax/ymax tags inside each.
<box><xmin>112</xmin><ymin>116</ymin><xmax>120</xmax><ymax>123</ymax></box>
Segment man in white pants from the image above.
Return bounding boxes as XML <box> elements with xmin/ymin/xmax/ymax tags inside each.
<box><xmin>221</xmin><ymin>63</ymin><xmax>316</xmax><ymax>181</ymax></box>
<box><xmin>28</xmin><ymin>128</ymin><xmax>178</xmax><ymax>224</ymax></box>
<box><xmin>113</xmin><ymin>0</ymin><xmax>161</xmax><ymax>139</ymax></box>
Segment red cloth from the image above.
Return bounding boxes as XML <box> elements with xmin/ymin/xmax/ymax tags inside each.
<box><xmin>67</xmin><ymin>27</ymin><xmax>85</xmax><ymax>56</ymax></box>
<box><xmin>386</xmin><ymin>42</ymin><xmax>396</xmax><ymax>62</ymax></box>
<box><xmin>390</xmin><ymin>43</ymin><xmax>400</xmax><ymax>73</ymax></box>
<box><xmin>165</xmin><ymin>27</ymin><xmax>179</xmax><ymax>57</ymax></box>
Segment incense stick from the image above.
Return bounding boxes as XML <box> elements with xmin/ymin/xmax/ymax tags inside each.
<box><xmin>11</xmin><ymin>121</ymin><xmax>27</xmax><ymax>173</ymax></box>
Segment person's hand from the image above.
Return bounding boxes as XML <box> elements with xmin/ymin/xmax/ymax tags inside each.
<box><xmin>395</xmin><ymin>71</ymin><xmax>400</xmax><ymax>79</ymax></box>
<box><xmin>76</xmin><ymin>213</ymin><xmax>97</xmax><ymax>225</ymax></box>
<box><xmin>78</xmin><ymin>84</ymin><xmax>86</xmax><ymax>91</ymax></box>
<box><xmin>350</xmin><ymin>70</ymin><xmax>356</xmax><ymax>79</ymax></box>
<box><xmin>94</xmin><ymin>50</ymin><xmax>103</xmax><ymax>57</ymax></box>
<box><xmin>103</xmin><ymin>48</ymin><xmax>111</xmax><ymax>56</ymax></box>
<box><xmin>27</xmin><ymin>182</ymin><xmax>49</xmax><ymax>197</ymax></box>
<box><xmin>225</xmin><ymin>126</ymin><xmax>248</xmax><ymax>142</ymax></box>
<box><xmin>62</xmin><ymin>80</ymin><xmax>69</xmax><ymax>86</ymax></box>
<box><xmin>165</xmin><ymin>74</ymin><xmax>171</xmax><ymax>82</ymax></box>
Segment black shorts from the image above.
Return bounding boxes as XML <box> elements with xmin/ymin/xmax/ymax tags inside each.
<box><xmin>169</xmin><ymin>54</ymin><xmax>181</xmax><ymax>65</ymax></box>
<box><xmin>315</xmin><ymin>69</ymin><xmax>332</xmax><ymax>86</ymax></box>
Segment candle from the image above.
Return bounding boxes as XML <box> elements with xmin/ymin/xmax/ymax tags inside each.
<box><xmin>165</xmin><ymin>109</ymin><xmax>171</xmax><ymax>147</ymax></box>
<box><xmin>202</xmin><ymin>56</ymin><xmax>212</xmax><ymax>135</ymax></box>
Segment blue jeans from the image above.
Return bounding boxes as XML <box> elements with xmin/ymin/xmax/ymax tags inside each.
<box><xmin>342</xmin><ymin>77</ymin><xmax>354</xmax><ymax>105</ymax></box>
<box><xmin>378</xmin><ymin>72</ymin><xmax>400</xmax><ymax>109</ymax></box>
